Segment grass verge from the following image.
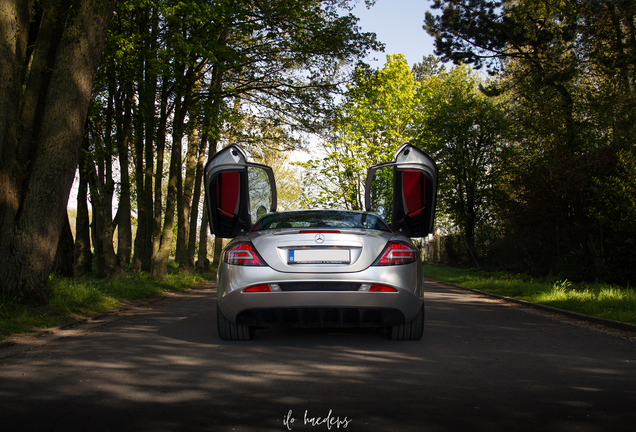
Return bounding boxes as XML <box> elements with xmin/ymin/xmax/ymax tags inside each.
<box><xmin>0</xmin><ymin>262</ymin><xmax>216</xmax><ymax>340</ymax></box>
<box><xmin>423</xmin><ymin>264</ymin><xmax>636</xmax><ymax>325</ymax></box>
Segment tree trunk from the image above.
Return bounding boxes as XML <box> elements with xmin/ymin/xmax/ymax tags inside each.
<box><xmin>88</xmin><ymin>156</ymin><xmax>122</xmax><ymax>279</ymax></box>
<box><xmin>0</xmin><ymin>0</ymin><xmax>116</xmax><ymax>302</ymax></box>
<box><xmin>130</xmin><ymin>98</ymin><xmax>147</xmax><ymax>273</ymax></box>
<box><xmin>90</xmin><ymin>211</ymin><xmax>103</xmax><ymax>278</ymax></box>
<box><xmin>116</xmin><ymin>90</ymin><xmax>133</xmax><ymax>269</ymax></box>
<box><xmin>74</xmin><ymin>133</ymin><xmax>92</xmax><ymax>276</ymax></box>
<box><xmin>88</xmin><ymin>79</ymin><xmax>121</xmax><ymax>279</ymax></box>
<box><xmin>141</xmin><ymin>100</ymin><xmax>156</xmax><ymax>271</ymax></box>
<box><xmin>150</xmin><ymin>129</ymin><xmax>179</xmax><ymax>280</ymax></box>
<box><xmin>188</xmin><ymin>135</ymin><xmax>208</xmax><ymax>268</ymax></box>
<box><xmin>53</xmin><ymin>211</ymin><xmax>75</xmax><ymax>277</ymax></box>
<box><xmin>177</xmin><ymin>124</ymin><xmax>200</xmax><ymax>274</ymax></box>
<box><xmin>212</xmin><ymin>237</ymin><xmax>224</xmax><ymax>269</ymax></box>
<box><xmin>552</xmin><ymin>82</ymin><xmax>577</xmax><ymax>152</ymax></box>
<box><xmin>196</xmin><ymin>197</ymin><xmax>210</xmax><ymax>272</ymax></box>
<box><xmin>141</xmin><ymin>99</ymin><xmax>156</xmax><ymax>272</ymax></box>
<box><xmin>151</xmin><ymin>80</ymin><xmax>170</xmax><ymax>263</ymax></box>
<box><xmin>131</xmin><ymin>6</ymin><xmax>159</xmax><ymax>273</ymax></box>
<box><xmin>151</xmin><ymin>69</ymin><xmax>192</xmax><ymax>279</ymax></box>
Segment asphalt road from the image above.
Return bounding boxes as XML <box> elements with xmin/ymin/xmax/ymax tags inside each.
<box><xmin>1</xmin><ymin>280</ymin><xmax>635</xmax><ymax>432</ymax></box>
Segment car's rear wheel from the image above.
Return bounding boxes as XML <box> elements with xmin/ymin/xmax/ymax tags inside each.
<box><xmin>217</xmin><ymin>303</ymin><xmax>255</xmax><ymax>340</ymax></box>
<box><xmin>388</xmin><ymin>303</ymin><xmax>424</xmax><ymax>340</ymax></box>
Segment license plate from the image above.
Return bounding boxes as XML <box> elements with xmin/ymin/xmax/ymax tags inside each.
<box><xmin>288</xmin><ymin>248</ymin><xmax>350</xmax><ymax>264</ymax></box>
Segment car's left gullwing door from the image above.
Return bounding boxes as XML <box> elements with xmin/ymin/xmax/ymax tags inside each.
<box><xmin>204</xmin><ymin>145</ymin><xmax>277</xmax><ymax>238</ymax></box>
<box><xmin>365</xmin><ymin>144</ymin><xmax>438</xmax><ymax>238</ymax></box>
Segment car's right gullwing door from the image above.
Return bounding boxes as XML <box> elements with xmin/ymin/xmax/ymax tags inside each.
<box><xmin>365</xmin><ymin>144</ymin><xmax>438</xmax><ymax>238</ymax></box>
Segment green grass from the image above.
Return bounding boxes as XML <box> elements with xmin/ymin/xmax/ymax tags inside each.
<box><xmin>423</xmin><ymin>265</ymin><xmax>636</xmax><ymax>325</ymax></box>
<box><xmin>0</xmin><ymin>262</ymin><xmax>216</xmax><ymax>340</ymax></box>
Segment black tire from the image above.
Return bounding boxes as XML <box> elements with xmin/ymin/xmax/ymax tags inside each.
<box><xmin>388</xmin><ymin>303</ymin><xmax>424</xmax><ymax>341</ymax></box>
<box><xmin>217</xmin><ymin>303</ymin><xmax>255</xmax><ymax>341</ymax></box>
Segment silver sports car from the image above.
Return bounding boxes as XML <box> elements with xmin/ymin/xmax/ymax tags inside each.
<box><xmin>204</xmin><ymin>144</ymin><xmax>438</xmax><ymax>340</ymax></box>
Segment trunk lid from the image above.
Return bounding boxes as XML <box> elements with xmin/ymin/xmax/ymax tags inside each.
<box><xmin>248</xmin><ymin>229</ymin><xmax>392</xmax><ymax>273</ymax></box>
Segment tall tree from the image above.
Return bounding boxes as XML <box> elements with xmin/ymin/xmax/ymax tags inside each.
<box><xmin>0</xmin><ymin>0</ymin><xmax>116</xmax><ymax>302</ymax></box>
<box><xmin>426</xmin><ymin>0</ymin><xmax>636</xmax><ymax>282</ymax></box>
<box><xmin>415</xmin><ymin>65</ymin><xmax>510</xmax><ymax>240</ymax></box>
<box><xmin>301</xmin><ymin>54</ymin><xmax>422</xmax><ymax>210</ymax></box>
<box><xmin>80</xmin><ymin>0</ymin><xmax>380</xmax><ymax>279</ymax></box>
<box><xmin>425</xmin><ymin>0</ymin><xmax>581</xmax><ymax>150</ymax></box>
<box><xmin>86</xmin><ymin>96</ymin><xmax>122</xmax><ymax>279</ymax></box>
<box><xmin>130</xmin><ymin>2</ymin><xmax>160</xmax><ymax>273</ymax></box>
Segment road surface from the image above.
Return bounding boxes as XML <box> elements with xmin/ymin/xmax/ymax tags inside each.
<box><xmin>1</xmin><ymin>280</ymin><xmax>634</xmax><ymax>431</ymax></box>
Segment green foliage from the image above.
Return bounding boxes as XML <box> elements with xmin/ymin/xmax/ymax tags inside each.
<box><xmin>301</xmin><ymin>54</ymin><xmax>510</xmax><ymax>244</ymax></box>
<box><xmin>301</xmin><ymin>54</ymin><xmax>424</xmax><ymax>209</ymax></box>
<box><xmin>589</xmin><ymin>150</ymin><xmax>636</xmax><ymax>282</ymax></box>
<box><xmin>415</xmin><ymin>65</ymin><xmax>510</xmax><ymax>238</ymax></box>
<box><xmin>425</xmin><ymin>265</ymin><xmax>636</xmax><ymax>325</ymax></box>
<box><xmin>412</xmin><ymin>55</ymin><xmax>446</xmax><ymax>82</ymax></box>
<box><xmin>0</xmin><ymin>296</ymin><xmax>63</xmax><ymax>336</ymax></box>
<box><xmin>249</xmin><ymin>146</ymin><xmax>305</xmax><ymax>212</ymax></box>
<box><xmin>425</xmin><ymin>0</ymin><xmax>636</xmax><ymax>284</ymax></box>
<box><xmin>78</xmin><ymin>0</ymin><xmax>381</xmax><ymax>281</ymax></box>
<box><xmin>0</xmin><ymin>262</ymin><xmax>215</xmax><ymax>339</ymax></box>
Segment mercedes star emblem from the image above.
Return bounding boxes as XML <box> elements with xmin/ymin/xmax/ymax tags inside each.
<box><xmin>314</xmin><ymin>234</ymin><xmax>325</xmax><ymax>244</ymax></box>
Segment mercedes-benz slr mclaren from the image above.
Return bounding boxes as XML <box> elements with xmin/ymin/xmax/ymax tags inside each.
<box><xmin>204</xmin><ymin>144</ymin><xmax>438</xmax><ymax>341</ymax></box>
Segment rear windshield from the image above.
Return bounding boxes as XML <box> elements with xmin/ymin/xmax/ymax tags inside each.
<box><xmin>251</xmin><ymin>211</ymin><xmax>390</xmax><ymax>232</ymax></box>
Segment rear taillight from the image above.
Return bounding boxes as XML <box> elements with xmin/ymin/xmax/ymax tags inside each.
<box><xmin>359</xmin><ymin>283</ymin><xmax>398</xmax><ymax>292</ymax></box>
<box><xmin>224</xmin><ymin>242</ymin><xmax>265</xmax><ymax>266</ymax></box>
<box><xmin>369</xmin><ymin>284</ymin><xmax>398</xmax><ymax>292</ymax></box>
<box><xmin>243</xmin><ymin>284</ymin><xmax>271</xmax><ymax>292</ymax></box>
<box><xmin>243</xmin><ymin>284</ymin><xmax>281</xmax><ymax>292</ymax></box>
<box><xmin>374</xmin><ymin>241</ymin><xmax>418</xmax><ymax>265</ymax></box>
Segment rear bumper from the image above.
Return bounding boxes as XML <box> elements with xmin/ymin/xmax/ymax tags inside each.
<box><xmin>236</xmin><ymin>307</ymin><xmax>404</xmax><ymax>328</ymax></box>
<box><xmin>216</xmin><ymin>262</ymin><xmax>424</xmax><ymax>326</ymax></box>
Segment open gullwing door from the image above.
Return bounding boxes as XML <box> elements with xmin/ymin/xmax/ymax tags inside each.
<box><xmin>204</xmin><ymin>145</ymin><xmax>277</xmax><ymax>238</ymax></box>
<box><xmin>365</xmin><ymin>144</ymin><xmax>438</xmax><ymax>238</ymax></box>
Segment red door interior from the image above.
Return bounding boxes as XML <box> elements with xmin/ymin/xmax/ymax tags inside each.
<box><xmin>217</xmin><ymin>171</ymin><xmax>240</xmax><ymax>218</ymax></box>
<box><xmin>402</xmin><ymin>170</ymin><xmax>425</xmax><ymax>217</ymax></box>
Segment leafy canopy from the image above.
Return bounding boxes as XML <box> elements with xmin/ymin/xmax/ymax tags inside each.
<box><xmin>300</xmin><ymin>54</ymin><xmax>425</xmax><ymax>210</ymax></box>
